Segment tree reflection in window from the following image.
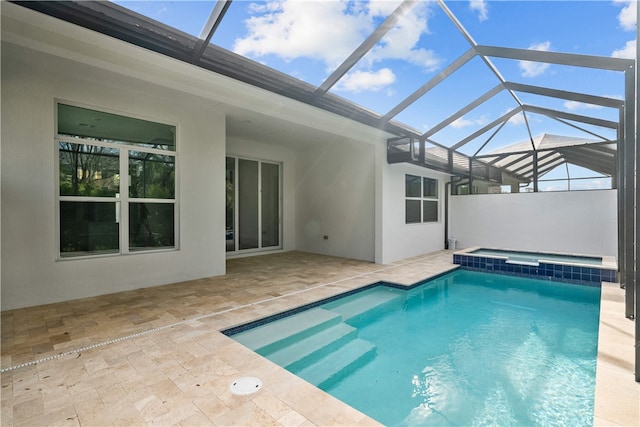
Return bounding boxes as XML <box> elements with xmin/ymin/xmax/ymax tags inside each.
<box><xmin>129</xmin><ymin>151</ymin><xmax>175</xmax><ymax>199</ymax></box>
<box><xmin>59</xmin><ymin>142</ymin><xmax>120</xmax><ymax>197</ymax></box>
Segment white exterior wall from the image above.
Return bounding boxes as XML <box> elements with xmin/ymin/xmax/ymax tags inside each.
<box><xmin>1</xmin><ymin>43</ymin><xmax>226</xmax><ymax>310</ymax></box>
<box><xmin>226</xmin><ymin>138</ymin><xmax>297</xmax><ymax>253</ymax></box>
<box><xmin>1</xmin><ymin>4</ymin><xmax>393</xmax><ymax>309</ymax></box>
<box><xmin>379</xmin><ymin>162</ymin><xmax>448</xmax><ymax>264</ymax></box>
<box><xmin>449</xmin><ymin>190</ymin><xmax>618</xmax><ymax>257</ymax></box>
<box><xmin>295</xmin><ymin>140</ymin><xmax>376</xmax><ymax>262</ymax></box>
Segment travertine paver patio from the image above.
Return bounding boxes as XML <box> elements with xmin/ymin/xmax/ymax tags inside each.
<box><xmin>1</xmin><ymin>250</ymin><xmax>637</xmax><ymax>426</ymax></box>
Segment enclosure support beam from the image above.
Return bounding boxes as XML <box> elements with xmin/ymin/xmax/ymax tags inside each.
<box><xmin>628</xmin><ymin>49</ymin><xmax>638</xmax><ymax>381</ymax></box>
<box><xmin>532</xmin><ymin>151</ymin><xmax>538</xmax><ymax>192</ymax></box>
<box><xmin>468</xmin><ymin>158</ymin><xmax>473</xmax><ymax>194</ymax></box>
<box><xmin>383</xmin><ymin>48</ymin><xmax>476</xmax><ymax>122</ymax></box>
<box><xmin>423</xmin><ymin>84</ymin><xmax>503</xmax><ymax>139</ymax></box>
<box><xmin>617</xmin><ymin>108</ymin><xmax>626</xmax><ymax>291</ymax></box>
<box><xmin>504</xmin><ymin>81</ymin><xmax>625</xmax><ymax>109</ymax></box>
<box><xmin>315</xmin><ymin>0</ymin><xmax>416</xmax><ymax>96</ymax></box>
<box><xmin>623</xmin><ymin>67</ymin><xmax>635</xmax><ymax>321</ymax></box>
<box><xmin>192</xmin><ymin>0</ymin><xmax>232</xmax><ymax>64</ymax></box>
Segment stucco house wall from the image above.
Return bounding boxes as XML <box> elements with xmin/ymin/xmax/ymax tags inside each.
<box><xmin>1</xmin><ymin>42</ymin><xmax>226</xmax><ymax>310</ymax></box>
<box><xmin>1</xmin><ymin>4</ymin><xmax>395</xmax><ymax>309</ymax></box>
<box><xmin>379</xmin><ymin>162</ymin><xmax>449</xmax><ymax>264</ymax></box>
<box><xmin>295</xmin><ymin>139</ymin><xmax>377</xmax><ymax>262</ymax></box>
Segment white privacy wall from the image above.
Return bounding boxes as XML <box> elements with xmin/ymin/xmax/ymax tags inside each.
<box><xmin>1</xmin><ymin>43</ymin><xmax>227</xmax><ymax>310</ymax></box>
<box><xmin>295</xmin><ymin>140</ymin><xmax>376</xmax><ymax>262</ymax></box>
<box><xmin>449</xmin><ymin>190</ymin><xmax>618</xmax><ymax>257</ymax></box>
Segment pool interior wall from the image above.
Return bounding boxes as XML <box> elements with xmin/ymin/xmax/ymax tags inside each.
<box><xmin>470</xmin><ymin>248</ymin><xmax>604</xmax><ymax>266</ymax></box>
<box><xmin>454</xmin><ymin>247</ymin><xmax>617</xmax><ymax>286</ymax></box>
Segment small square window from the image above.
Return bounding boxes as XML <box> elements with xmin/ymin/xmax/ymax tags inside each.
<box><xmin>405</xmin><ymin>174</ymin><xmax>438</xmax><ymax>224</ymax></box>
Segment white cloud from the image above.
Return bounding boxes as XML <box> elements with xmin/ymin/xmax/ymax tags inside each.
<box><xmin>469</xmin><ymin>0</ymin><xmax>488</xmax><ymax>22</ymax></box>
<box><xmin>564</xmin><ymin>101</ymin><xmax>603</xmax><ymax>111</ymax></box>
<box><xmin>611</xmin><ymin>1</ymin><xmax>636</xmax><ymax>60</ymax></box>
<box><xmin>501</xmin><ymin>109</ymin><xmax>527</xmax><ymax>126</ymax></box>
<box><xmin>233</xmin><ymin>0</ymin><xmax>441</xmax><ymax>93</ymax></box>
<box><xmin>614</xmin><ymin>0</ymin><xmax>637</xmax><ymax>31</ymax></box>
<box><xmin>451</xmin><ymin>117</ymin><xmax>474</xmax><ymax>128</ymax></box>
<box><xmin>451</xmin><ymin>115</ymin><xmax>488</xmax><ymax>129</ymax></box>
<box><xmin>518</xmin><ymin>41</ymin><xmax>552</xmax><ymax>77</ymax></box>
<box><xmin>367</xmin><ymin>2</ymin><xmax>442</xmax><ymax>72</ymax></box>
<box><xmin>507</xmin><ymin>112</ymin><xmax>527</xmax><ymax>126</ymax></box>
<box><xmin>336</xmin><ymin>68</ymin><xmax>396</xmax><ymax>93</ymax></box>
<box><xmin>368</xmin><ymin>0</ymin><xmax>404</xmax><ymax>17</ymax></box>
<box><xmin>234</xmin><ymin>1</ymin><xmax>372</xmax><ymax>67</ymax></box>
<box><xmin>612</xmin><ymin>39</ymin><xmax>637</xmax><ymax>59</ymax></box>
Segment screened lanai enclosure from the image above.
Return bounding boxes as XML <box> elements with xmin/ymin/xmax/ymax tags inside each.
<box><xmin>10</xmin><ymin>0</ymin><xmax>639</xmax><ymax>380</ymax></box>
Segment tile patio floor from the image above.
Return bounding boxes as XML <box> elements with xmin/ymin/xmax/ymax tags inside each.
<box><xmin>1</xmin><ymin>250</ymin><xmax>638</xmax><ymax>426</ymax></box>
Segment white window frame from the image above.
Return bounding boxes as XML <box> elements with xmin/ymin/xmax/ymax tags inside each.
<box><xmin>405</xmin><ymin>174</ymin><xmax>439</xmax><ymax>224</ymax></box>
<box><xmin>55</xmin><ymin>101</ymin><xmax>179</xmax><ymax>259</ymax></box>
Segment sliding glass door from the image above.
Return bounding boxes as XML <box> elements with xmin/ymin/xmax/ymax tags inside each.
<box><xmin>261</xmin><ymin>162</ymin><xmax>280</xmax><ymax>248</ymax></box>
<box><xmin>238</xmin><ymin>159</ymin><xmax>259</xmax><ymax>250</ymax></box>
<box><xmin>226</xmin><ymin>156</ymin><xmax>281</xmax><ymax>253</ymax></box>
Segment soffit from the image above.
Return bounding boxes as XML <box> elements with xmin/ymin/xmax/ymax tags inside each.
<box><xmin>1</xmin><ymin>2</ymin><xmax>392</xmax><ymax>149</ymax></box>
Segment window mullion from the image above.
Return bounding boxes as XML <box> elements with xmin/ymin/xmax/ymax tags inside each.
<box><xmin>257</xmin><ymin>161</ymin><xmax>263</xmax><ymax>249</ymax></box>
<box><xmin>420</xmin><ymin>179</ymin><xmax>424</xmax><ymax>224</ymax></box>
<box><xmin>234</xmin><ymin>157</ymin><xmax>239</xmax><ymax>252</ymax></box>
<box><xmin>120</xmin><ymin>148</ymin><xmax>129</xmax><ymax>254</ymax></box>
<box><xmin>129</xmin><ymin>198</ymin><xmax>176</xmax><ymax>204</ymax></box>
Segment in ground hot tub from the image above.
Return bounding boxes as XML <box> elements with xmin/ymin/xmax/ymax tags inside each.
<box><xmin>453</xmin><ymin>247</ymin><xmax>617</xmax><ymax>286</ymax></box>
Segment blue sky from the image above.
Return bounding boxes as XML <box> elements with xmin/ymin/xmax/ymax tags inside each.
<box><xmin>114</xmin><ymin>0</ymin><xmax>636</xmax><ymax>188</ymax></box>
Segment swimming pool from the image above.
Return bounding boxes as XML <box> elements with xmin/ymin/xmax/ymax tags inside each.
<box><xmin>225</xmin><ymin>270</ymin><xmax>601</xmax><ymax>426</ymax></box>
<box><xmin>454</xmin><ymin>247</ymin><xmax>617</xmax><ymax>285</ymax></box>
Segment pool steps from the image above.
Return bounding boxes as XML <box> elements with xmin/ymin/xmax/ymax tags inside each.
<box><xmin>323</xmin><ymin>287</ymin><xmax>403</xmax><ymax>325</ymax></box>
<box><xmin>268</xmin><ymin>323</ymin><xmax>358</xmax><ymax>371</ymax></box>
<box><xmin>295</xmin><ymin>338</ymin><xmax>377</xmax><ymax>389</ymax></box>
<box><xmin>233</xmin><ymin>308</ymin><xmax>342</xmax><ymax>354</ymax></box>
<box><xmin>232</xmin><ymin>286</ymin><xmax>403</xmax><ymax>389</ymax></box>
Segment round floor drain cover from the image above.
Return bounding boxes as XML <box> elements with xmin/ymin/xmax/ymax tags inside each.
<box><xmin>230</xmin><ymin>377</ymin><xmax>262</xmax><ymax>395</ymax></box>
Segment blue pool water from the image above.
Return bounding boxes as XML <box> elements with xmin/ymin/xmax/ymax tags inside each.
<box><xmin>228</xmin><ymin>270</ymin><xmax>601</xmax><ymax>426</ymax></box>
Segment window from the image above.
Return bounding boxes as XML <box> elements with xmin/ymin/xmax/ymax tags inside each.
<box><xmin>57</xmin><ymin>103</ymin><xmax>177</xmax><ymax>258</ymax></box>
<box><xmin>405</xmin><ymin>174</ymin><xmax>438</xmax><ymax>224</ymax></box>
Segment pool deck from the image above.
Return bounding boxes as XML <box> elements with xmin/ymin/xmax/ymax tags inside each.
<box><xmin>1</xmin><ymin>250</ymin><xmax>638</xmax><ymax>426</ymax></box>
